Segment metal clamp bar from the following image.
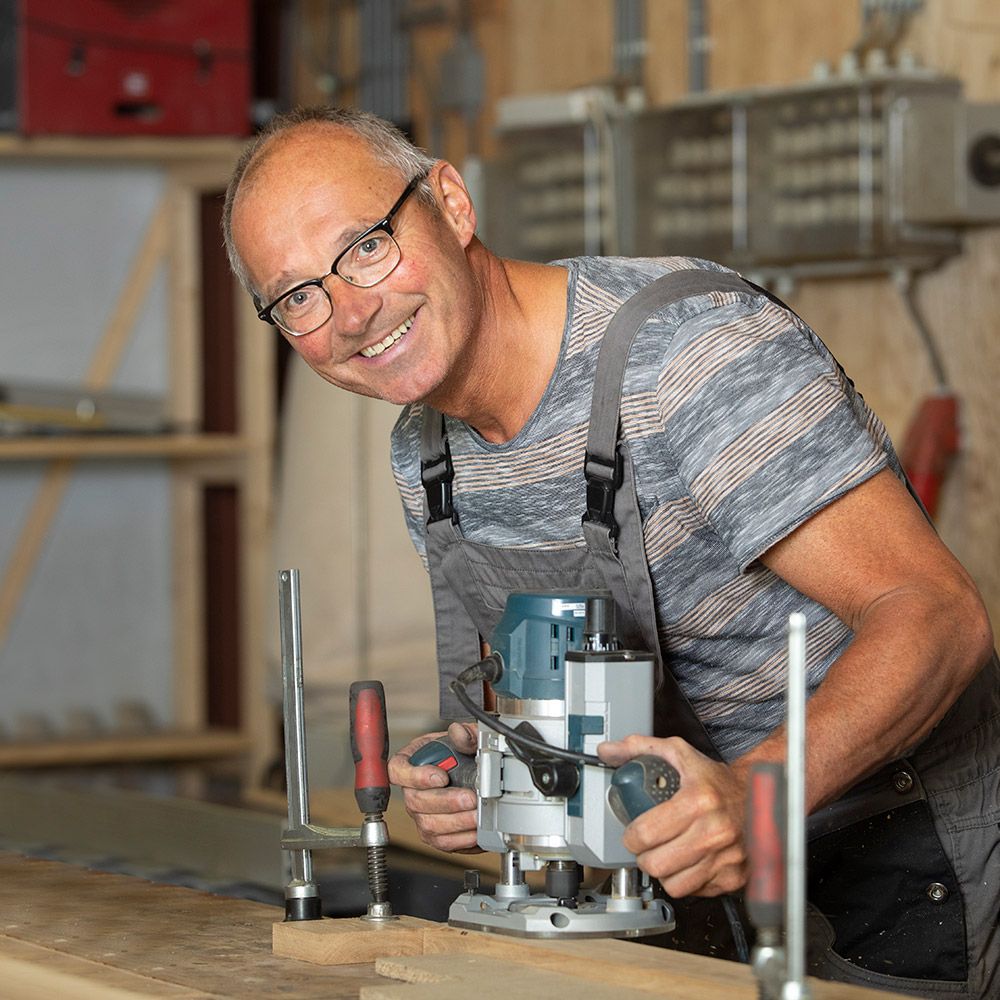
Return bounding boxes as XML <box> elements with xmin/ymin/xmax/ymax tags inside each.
<box><xmin>784</xmin><ymin>612</ymin><xmax>811</xmax><ymax>999</ymax></box>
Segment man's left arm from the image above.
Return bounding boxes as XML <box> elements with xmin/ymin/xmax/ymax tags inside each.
<box><xmin>599</xmin><ymin>467</ymin><xmax>994</xmax><ymax>898</ymax></box>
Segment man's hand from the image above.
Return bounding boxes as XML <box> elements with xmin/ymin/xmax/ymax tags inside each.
<box><xmin>388</xmin><ymin>722</ymin><xmax>482</xmax><ymax>853</ymax></box>
<box><xmin>599</xmin><ymin>734</ymin><xmax>748</xmax><ymax>898</ymax></box>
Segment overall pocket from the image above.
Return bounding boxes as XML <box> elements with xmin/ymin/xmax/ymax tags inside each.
<box><xmin>807</xmin><ymin>799</ymin><xmax>967</xmax><ymax>988</ymax></box>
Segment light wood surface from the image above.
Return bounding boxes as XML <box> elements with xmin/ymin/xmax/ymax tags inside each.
<box><xmin>0</xmin><ymin>852</ymin><xmax>379</xmax><ymax>999</ymax></box>
<box><xmin>275</xmin><ymin>917</ymin><xmax>912</xmax><ymax>1000</ymax></box>
<box><xmin>0</xmin><ymin>852</ymin><xmax>913</xmax><ymax>1000</ymax></box>
<box><xmin>367</xmin><ymin>953</ymin><xmax>654</xmax><ymax>1000</ymax></box>
<box><xmin>273</xmin><ymin>916</ymin><xmax>435</xmax><ymax>966</ymax></box>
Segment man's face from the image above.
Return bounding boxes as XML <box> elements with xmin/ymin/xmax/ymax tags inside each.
<box><xmin>231</xmin><ymin>128</ymin><xmax>478</xmax><ymax>406</ymax></box>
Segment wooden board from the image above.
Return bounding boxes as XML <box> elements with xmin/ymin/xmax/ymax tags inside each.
<box><xmin>273</xmin><ymin>916</ymin><xmax>435</xmax><ymax>966</ymax></box>
<box><xmin>0</xmin><ymin>728</ymin><xmax>249</xmax><ymax>768</ymax></box>
<box><xmin>275</xmin><ymin>917</ymin><xmax>911</xmax><ymax>1000</ymax></box>
<box><xmin>366</xmin><ymin>953</ymin><xmax>654</xmax><ymax>1000</ymax></box>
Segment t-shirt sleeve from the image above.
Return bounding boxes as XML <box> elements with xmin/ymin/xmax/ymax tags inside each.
<box><xmin>655</xmin><ymin>291</ymin><xmax>892</xmax><ymax>571</ymax></box>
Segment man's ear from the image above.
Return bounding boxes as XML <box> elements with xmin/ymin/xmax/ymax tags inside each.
<box><xmin>432</xmin><ymin>161</ymin><xmax>477</xmax><ymax>246</ymax></box>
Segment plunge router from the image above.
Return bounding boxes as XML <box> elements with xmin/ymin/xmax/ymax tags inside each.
<box><xmin>413</xmin><ymin>590</ymin><xmax>676</xmax><ymax>940</ymax></box>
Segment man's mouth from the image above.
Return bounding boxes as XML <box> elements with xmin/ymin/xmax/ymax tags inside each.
<box><xmin>359</xmin><ymin>314</ymin><xmax>414</xmax><ymax>358</ymax></box>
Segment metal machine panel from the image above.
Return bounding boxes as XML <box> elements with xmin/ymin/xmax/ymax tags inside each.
<box><xmin>618</xmin><ymin>71</ymin><xmax>965</xmax><ymax>273</ymax></box>
<box><xmin>484</xmin><ymin>89</ymin><xmax>619</xmax><ymax>262</ymax></box>
<box><xmin>899</xmin><ymin>99</ymin><xmax>1000</xmax><ymax>224</ymax></box>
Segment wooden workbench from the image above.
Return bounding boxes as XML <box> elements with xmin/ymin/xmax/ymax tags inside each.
<box><xmin>0</xmin><ymin>851</ymin><xmax>909</xmax><ymax>999</ymax></box>
<box><xmin>0</xmin><ymin>851</ymin><xmax>379</xmax><ymax>998</ymax></box>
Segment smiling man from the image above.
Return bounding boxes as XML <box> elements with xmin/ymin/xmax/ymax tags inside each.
<box><xmin>224</xmin><ymin>108</ymin><xmax>1000</xmax><ymax>998</ymax></box>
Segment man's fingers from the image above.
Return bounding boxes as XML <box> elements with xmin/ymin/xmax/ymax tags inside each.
<box><xmin>388</xmin><ymin>752</ymin><xmax>450</xmax><ymax>789</ymax></box>
<box><xmin>403</xmin><ymin>785</ymin><xmax>477</xmax><ymax>816</ymax></box>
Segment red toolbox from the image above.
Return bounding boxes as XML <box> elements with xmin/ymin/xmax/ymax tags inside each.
<box><xmin>0</xmin><ymin>0</ymin><xmax>251</xmax><ymax>136</ymax></box>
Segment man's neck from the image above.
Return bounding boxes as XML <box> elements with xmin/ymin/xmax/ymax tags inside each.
<box><xmin>427</xmin><ymin>247</ymin><xmax>568</xmax><ymax>444</ymax></box>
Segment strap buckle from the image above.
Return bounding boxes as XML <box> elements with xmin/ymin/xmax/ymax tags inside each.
<box><xmin>582</xmin><ymin>449</ymin><xmax>623</xmax><ymax>538</ymax></box>
<box><xmin>421</xmin><ymin>446</ymin><xmax>459</xmax><ymax>526</ymax></box>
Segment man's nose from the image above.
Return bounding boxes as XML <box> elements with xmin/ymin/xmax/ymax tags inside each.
<box><xmin>326</xmin><ymin>273</ymin><xmax>382</xmax><ymax>336</ymax></box>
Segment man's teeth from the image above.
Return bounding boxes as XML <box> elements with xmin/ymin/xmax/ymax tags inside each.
<box><xmin>360</xmin><ymin>315</ymin><xmax>414</xmax><ymax>358</ymax></box>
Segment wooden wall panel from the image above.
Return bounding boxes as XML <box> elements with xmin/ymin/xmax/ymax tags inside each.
<box><xmin>705</xmin><ymin>0</ymin><xmax>860</xmax><ymax>90</ymax></box>
<box><xmin>643</xmin><ymin>0</ymin><xmax>691</xmax><ymax>105</ymax></box>
<box><xmin>505</xmin><ymin>0</ymin><xmax>614</xmax><ymax>95</ymax></box>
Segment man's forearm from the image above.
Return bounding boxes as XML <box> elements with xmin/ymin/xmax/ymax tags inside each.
<box><xmin>732</xmin><ymin>584</ymin><xmax>993</xmax><ymax>812</ymax></box>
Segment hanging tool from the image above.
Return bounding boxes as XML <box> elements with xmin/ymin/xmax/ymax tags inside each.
<box><xmin>746</xmin><ymin>612</ymin><xmax>812</xmax><ymax>999</ymax></box>
<box><xmin>278</xmin><ymin>569</ymin><xmax>396</xmax><ymax>922</ymax></box>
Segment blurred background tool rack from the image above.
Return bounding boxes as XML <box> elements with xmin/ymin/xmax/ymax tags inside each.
<box><xmin>0</xmin><ymin>134</ymin><xmax>274</xmax><ymax>783</ymax></box>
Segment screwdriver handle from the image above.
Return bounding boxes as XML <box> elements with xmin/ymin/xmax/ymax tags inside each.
<box><xmin>349</xmin><ymin>680</ymin><xmax>390</xmax><ymax>815</ymax></box>
<box><xmin>746</xmin><ymin>760</ymin><xmax>786</xmax><ymax>931</ymax></box>
<box><xmin>409</xmin><ymin>737</ymin><xmax>478</xmax><ymax>789</ymax></box>
<box><xmin>608</xmin><ymin>754</ymin><xmax>681</xmax><ymax>825</ymax></box>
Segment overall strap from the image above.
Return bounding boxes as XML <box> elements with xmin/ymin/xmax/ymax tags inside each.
<box><xmin>420</xmin><ymin>406</ymin><xmax>458</xmax><ymax>525</ymax></box>
<box><xmin>419</xmin><ymin>406</ymin><xmax>483</xmax><ymax>716</ymax></box>
<box><xmin>584</xmin><ymin>269</ymin><xmax>753</xmax><ymax>539</ymax></box>
<box><xmin>582</xmin><ymin>268</ymin><xmax>754</xmax><ymax>760</ymax></box>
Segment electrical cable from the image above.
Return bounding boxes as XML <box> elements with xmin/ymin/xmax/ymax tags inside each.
<box><xmin>449</xmin><ymin>655</ymin><xmax>612</xmax><ymax>770</ymax></box>
<box><xmin>896</xmin><ymin>269</ymin><xmax>949</xmax><ymax>391</ymax></box>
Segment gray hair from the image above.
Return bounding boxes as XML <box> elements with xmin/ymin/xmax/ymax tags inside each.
<box><xmin>222</xmin><ymin>106</ymin><xmax>438</xmax><ymax>298</ymax></box>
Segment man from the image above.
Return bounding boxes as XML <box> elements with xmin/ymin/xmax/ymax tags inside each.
<box><xmin>224</xmin><ymin>107</ymin><xmax>999</xmax><ymax>997</ymax></box>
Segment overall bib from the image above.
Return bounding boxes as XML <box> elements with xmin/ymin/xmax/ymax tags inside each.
<box><xmin>417</xmin><ymin>270</ymin><xmax>1000</xmax><ymax>998</ymax></box>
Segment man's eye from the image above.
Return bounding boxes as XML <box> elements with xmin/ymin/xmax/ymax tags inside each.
<box><xmin>353</xmin><ymin>234</ymin><xmax>390</xmax><ymax>262</ymax></box>
<box><xmin>283</xmin><ymin>287</ymin><xmax>319</xmax><ymax>314</ymax></box>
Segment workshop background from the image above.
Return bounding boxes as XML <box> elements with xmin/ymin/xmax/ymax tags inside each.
<box><xmin>0</xmin><ymin>0</ymin><xmax>998</xmax><ymax>894</ymax></box>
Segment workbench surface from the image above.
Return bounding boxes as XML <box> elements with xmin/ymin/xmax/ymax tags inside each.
<box><xmin>0</xmin><ymin>851</ymin><xmax>909</xmax><ymax>1000</ymax></box>
<box><xmin>0</xmin><ymin>851</ymin><xmax>381</xmax><ymax>998</ymax></box>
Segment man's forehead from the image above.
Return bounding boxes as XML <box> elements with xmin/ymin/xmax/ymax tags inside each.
<box><xmin>247</xmin><ymin>124</ymin><xmax>384</xmax><ymax>190</ymax></box>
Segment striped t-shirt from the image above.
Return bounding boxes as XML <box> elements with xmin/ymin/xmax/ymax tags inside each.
<box><xmin>390</xmin><ymin>256</ymin><xmax>902</xmax><ymax>759</ymax></box>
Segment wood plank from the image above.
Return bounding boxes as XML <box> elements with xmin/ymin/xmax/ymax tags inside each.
<box><xmin>272</xmin><ymin>916</ymin><xmax>911</xmax><ymax>1000</ymax></box>
<box><xmin>0</xmin><ymin>434</ymin><xmax>249</xmax><ymax>461</ymax></box>
<box><xmin>0</xmin><ymin>135</ymin><xmax>244</xmax><ymax>162</ymax></box>
<box><xmin>366</xmin><ymin>953</ymin><xmax>654</xmax><ymax>1000</ymax></box>
<box><xmin>273</xmin><ymin>916</ymin><xmax>436</xmax><ymax>966</ymax></box>
<box><xmin>421</xmin><ymin>926</ymin><xmax>909</xmax><ymax>1000</ymax></box>
<box><xmin>0</xmin><ymin>728</ymin><xmax>248</xmax><ymax>768</ymax></box>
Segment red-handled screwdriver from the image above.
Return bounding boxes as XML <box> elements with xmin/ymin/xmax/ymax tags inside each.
<box><xmin>349</xmin><ymin>680</ymin><xmax>395</xmax><ymax>921</ymax></box>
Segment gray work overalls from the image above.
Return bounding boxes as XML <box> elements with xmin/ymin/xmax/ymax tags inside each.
<box><xmin>417</xmin><ymin>270</ymin><xmax>1000</xmax><ymax>999</ymax></box>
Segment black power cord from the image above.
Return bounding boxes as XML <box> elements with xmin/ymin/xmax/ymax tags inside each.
<box><xmin>449</xmin><ymin>653</ymin><xmax>612</xmax><ymax>770</ymax></box>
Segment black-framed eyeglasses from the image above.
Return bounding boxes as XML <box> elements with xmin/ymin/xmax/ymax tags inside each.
<box><xmin>254</xmin><ymin>170</ymin><xmax>428</xmax><ymax>337</ymax></box>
